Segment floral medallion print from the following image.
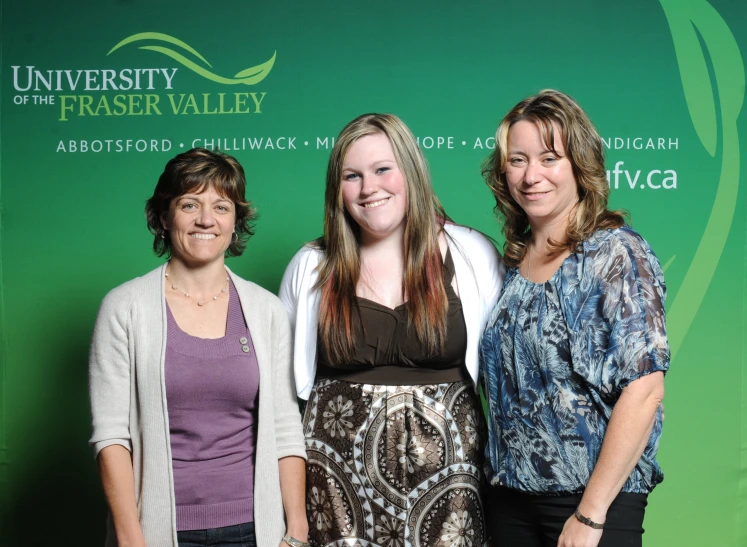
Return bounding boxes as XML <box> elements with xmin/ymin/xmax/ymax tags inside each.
<box><xmin>463</xmin><ymin>412</ymin><xmax>478</xmax><ymax>447</ymax></box>
<box><xmin>323</xmin><ymin>395</ymin><xmax>354</xmax><ymax>438</ymax></box>
<box><xmin>408</xmin><ymin>469</ymin><xmax>485</xmax><ymax>547</ymax></box>
<box><xmin>305</xmin><ymin>433</ymin><xmax>369</xmax><ymax>545</ymax></box>
<box><xmin>396</xmin><ymin>434</ymin><xmax>426</xmax><ymax>473</ymax></box>
<box><xmin>440</xmin><ymin>511</ymin><xmax>474</xmax><ymax>547</ymax></box>
<box><xmin>374</xmin><ymin>515</ymin><xmax>405</xmax><ymax>547</ymax></box>
<box><xmin>308</xmin><ymin>486</ymin><xmax>333</xmax><ymax>534</ymax></box>
<box><xmin>303</xmin><ymin>380</ymin><xmax>487</xmax><ymax>547</ymax></box>
<box><xmin>304</xmin><ymin>379</ymin><xmax>370</xmax><ymax>460</ymax></box>
<box><xmin>369</xmin><ymin>390</ymin><xmax>451</xmax><ymax>497</ymax></box>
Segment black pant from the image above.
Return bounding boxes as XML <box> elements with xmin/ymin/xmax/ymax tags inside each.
<box><xmin>177</xmin><ymin>521</ymin><xmax>256</xmax><ymax>547</ymax></box>
<box><xmin>485</xmin><ymin>487</ymin><xmax>647</xmax><ymax>547</ymax></box>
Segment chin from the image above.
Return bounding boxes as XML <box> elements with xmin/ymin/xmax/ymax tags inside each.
<box><xmin>363</xmin><ymin>224</ymin><xmax>402</xmax><ymax>239</ymax></box>
<box><xmin>182</xmin><ymin>253</ymin><xmax>224</xmax><ymax>266</ymax></box>
<box><xmin>523</xmin><ymin>203</ymin><xmax>554</xmax><ymax>215</ymax></box>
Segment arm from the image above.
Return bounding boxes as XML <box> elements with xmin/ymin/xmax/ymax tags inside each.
<box><xmin>559</xmin><ymin>232</ymin><xmax>669</xmax><ymax>547</ymax></box>
<box><xmin>446</xmin><ymin>224</ymin><xmax>506</xmax><ymax>313</ymax></box>
<box><xmin>89</xmin><ymin>287</ymin><xmax>143</xmax><ymax>544</ymax></box>
<box><xmin>278</xmin><ymin>245</ymin><xmax>321</xmax><ymax>400</ymax></box>
<box><xmin>278</xmin><ymin>248</ymin><xmax>303</xmax><ymax>330</ymax></box>
<box><xmin>278</xmin><ymin>456</ymin><xmax>309</xmax><ymax>544</ymax></box>
<box><xmin>271</xmin><ymin>301</ymin><xmax>309</xmax><ymax>543</ymax></box>
<box><xmin>97</xmin><ymin>445</ymin><xmax>147</xmax><ymax>547</ymax></box>
<box><xmin>558</xmin><ymin>372</ymin><xmax>664</xmax><ymax>547</ymax></box>
<box><xmin>481</xmin><ymin>236</ymin><xmax>506</xmax><ymax>313</ymax></box>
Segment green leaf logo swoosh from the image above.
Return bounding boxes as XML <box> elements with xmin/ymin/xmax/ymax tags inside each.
<box><xmin>659</xmin><ymin>0</ymin><xmax>744</xmax><ymax>358</ymax></box>
<box><xmin>107</xmin><ymin>32</ymin><xmax>276</xmax><ymax>86</ymax></box>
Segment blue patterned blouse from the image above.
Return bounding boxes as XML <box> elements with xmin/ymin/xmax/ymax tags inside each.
<box><xmin>480</xmin><ymin>226</ymin><xmax>670</xmax><ymax>495</ymax></box>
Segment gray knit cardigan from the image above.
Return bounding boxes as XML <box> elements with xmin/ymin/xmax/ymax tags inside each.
<box><xmin>89</xmin><ymin>264</ymin><xmax>306</xmax><ymax>547</ymax></box>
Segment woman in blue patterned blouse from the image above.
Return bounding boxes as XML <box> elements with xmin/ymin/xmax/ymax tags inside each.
<box><xmin>480</xmin><ymin>90</ymin><xmax>669</xmax><ymax>547</ymax></box>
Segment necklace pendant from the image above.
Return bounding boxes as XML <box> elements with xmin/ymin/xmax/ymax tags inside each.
<box><xmin>165</xmin><ymin>265</ymin><xmax>228</xmax><ymax>307</ymax></box>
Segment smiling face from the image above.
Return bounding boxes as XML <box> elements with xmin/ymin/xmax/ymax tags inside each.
<box><xmin>505</xmin><ymin>119</ymin><xmax>579</xmax><ymax>229</ymax></box>
<box><xmin>163</xmin><ymin>185</ymin><xmax>235</xmax><ymax>267</ymax></box>
<box><xmin>340</xmin><ymin>132</ymin><xmax>408</xmax><ymax>244</ymax></box>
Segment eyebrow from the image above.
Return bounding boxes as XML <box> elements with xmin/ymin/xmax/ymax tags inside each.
<box><xmin>342</xmin><ymin>158</ymin><xmax>395</xmax><ymax>170</ymax></box>
<box><xmin>177</xmin><ymin>194</ymin><xmax>233</xmax><ymax>203</ymax></box>
<box><xmin>372</xmin><ymin>158</ymin><xmax>395</xmax><ymax>166</ymax></box>
<box><xmin>507</xmin><ymin>148</ymin><xmax>556</xmax><ymax>155</ymax></box>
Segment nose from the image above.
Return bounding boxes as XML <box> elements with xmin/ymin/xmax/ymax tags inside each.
<box><xmin>360</xmin><ymin>175</ymin><xmax>379</xmax><ymax>196</ymax></box>
<box><xmin>524</xmin><ymin>159</ymin><xmax>542</xmax><ymax>185</ymax></box>
<box><xmin>196</xmin><ymin>207</ymin><xmax>216</xmax><ymax>227</ymax></box>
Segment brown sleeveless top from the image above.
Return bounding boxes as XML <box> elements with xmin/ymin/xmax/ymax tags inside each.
<box><xmin>316</xmin><ymin>249</ymin><xmax>469</xmax><ymax>385</ymax></box>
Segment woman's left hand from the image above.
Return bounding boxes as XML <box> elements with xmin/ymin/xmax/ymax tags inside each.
<box><xmin>557</xmin><ymin>514</ymin><xmax>603</xmax><ymax>547</ymax></box>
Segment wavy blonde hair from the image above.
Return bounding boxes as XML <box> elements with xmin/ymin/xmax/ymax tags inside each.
<box><xmin>316</xmin><ymin>113</ymin><xmax>450</xmax><ymax>364</ymax></box>
<box><xmin>482</xmin><ymin>89</ymin><xmax>625</xmax><ymax>267</ymax></box>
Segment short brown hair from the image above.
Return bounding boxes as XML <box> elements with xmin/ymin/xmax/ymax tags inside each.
<box><xmin>145</xmin><ymin>148</ymin><xmax>257</xmax><ymax>257</ymax></box>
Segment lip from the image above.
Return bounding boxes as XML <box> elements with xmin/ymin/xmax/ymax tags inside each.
<box><xmin>521</xmin><ymin>191</ymin><xmax>550</xmax><ymax>201</ymax></box>
<box><xmin>359</xmin><ymin>197</ymin><xmax>390</xmax><ymax>209</ymax></box>
<box><xmin>189</xmin><ymin>233</ymin><xmax>218</xmax><ymax>240</ymax></box>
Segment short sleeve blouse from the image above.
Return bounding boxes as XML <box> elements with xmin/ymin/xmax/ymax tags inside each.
<box><xmin>480</xmin><ymin>226</ymin><xmax>670</xmax><ymax>495</ymax></box>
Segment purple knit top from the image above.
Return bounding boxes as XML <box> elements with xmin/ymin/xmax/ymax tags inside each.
<box><xmin>165</xmin><ymin>279</ymin><xmax>259</xmax><ymax>531</ymax></box>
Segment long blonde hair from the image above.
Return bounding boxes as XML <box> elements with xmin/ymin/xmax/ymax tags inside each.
<box><xmin>316</xmin><ymin>113</ymin><xmax>450</xmax><ymax>363</ymax></box>
<box><xmin>482</xmin><ymin>89</ymin><xmax>625</xmax><ymax>267</ymax></box>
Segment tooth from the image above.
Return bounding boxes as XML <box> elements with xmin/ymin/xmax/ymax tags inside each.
<box><xmin>364</xmin><ymin>199</ymin><xmax>387</xmax><ymax>208</ymax></box>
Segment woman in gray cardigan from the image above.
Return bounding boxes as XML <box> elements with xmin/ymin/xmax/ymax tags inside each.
<box><xmin>89</xmin><ymin>148</ymin><xmax>308</xmax><ymax>547</ymax></box>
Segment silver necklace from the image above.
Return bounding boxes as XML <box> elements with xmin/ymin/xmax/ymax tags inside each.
<box><xmin>165</xmin><ymin>269</ymin><xmax>229</xmax><ymax>306</ymax></box>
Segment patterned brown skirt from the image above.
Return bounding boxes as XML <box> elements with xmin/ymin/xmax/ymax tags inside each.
<box><xmin>302</xmin><ymin>378</ymin><xmax>487</xmax><ymax>547</ymax></box>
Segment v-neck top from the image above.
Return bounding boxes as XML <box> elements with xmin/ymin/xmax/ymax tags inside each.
<box><xmin>316</xmin><ymin>249</ymin><xmax>469</xmax><ymax>385</ymax></box>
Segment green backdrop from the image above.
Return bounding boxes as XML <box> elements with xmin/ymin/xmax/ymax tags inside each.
<box><xmin>1</xmin><ymin>0</ymin><xmax>745</xmax><ymax>545</ymax></box>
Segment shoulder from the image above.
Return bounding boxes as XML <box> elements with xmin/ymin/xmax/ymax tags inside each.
<box><xmin>445</xmin><ymin>222</ymin><xmax>501</xmax><ymax>259</ymax></box>
<box><xmin>281</xmin><ymin>242</ymin><xmax>324</xmax><ymax>285</ymax></box>
<box><xmin>585</xmin><ymin>226</ymin><xmax>659</xmax><ymax>265</ymax></box>
<box><xmin>445</xmin><ymin>222</ymin><xmax>504</xmax><ymax>275</ymax></box>
<box><xmin>582</xmin><ymin>226</ymin><xmax>665</xmax><ymax>287</ymax></box>
<box><xmin>286</xmin><ymin>242</ymin><xmax>323</xmax><ymax>271</ymax></box>
<box><xmin>97</xmin><ymin>266</ymin><xmax>163</xmax><ymax>315</ymax></box>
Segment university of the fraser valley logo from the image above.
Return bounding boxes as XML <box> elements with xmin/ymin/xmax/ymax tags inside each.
<box><xmin>108</xmin><ymin>32</ymin><xmax>276</xmax><ymax>86</ymax></box>
<box><xmin>11</xmin><ymin>32</ymin><xmax>275</xmax><ymax>121</ymax></box>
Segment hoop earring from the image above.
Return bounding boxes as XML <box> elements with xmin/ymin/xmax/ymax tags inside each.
<box><xmin>231</xmin><ymin>232</ymin><xmax>239</xmax><ymax>243</ymax></box>
<box><xmin>160</xmin><ymin>231</ymin><xmax>167</xmax><ymax>239</ymax></box>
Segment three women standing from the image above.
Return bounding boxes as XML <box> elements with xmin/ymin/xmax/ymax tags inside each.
<box><xmin>90</xmin><ymin>91</ymin><xmax>668</xmax><ymax>547</ymax></box>
<box><xmin>280</xmin><ymin>114</ymin><xmax>504</xmax><ymax>547</ymax></box>
<box><xmin>480</xmin><ymin>90</ymin><xmax>669</xmax><ymax>547</ymax></box>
